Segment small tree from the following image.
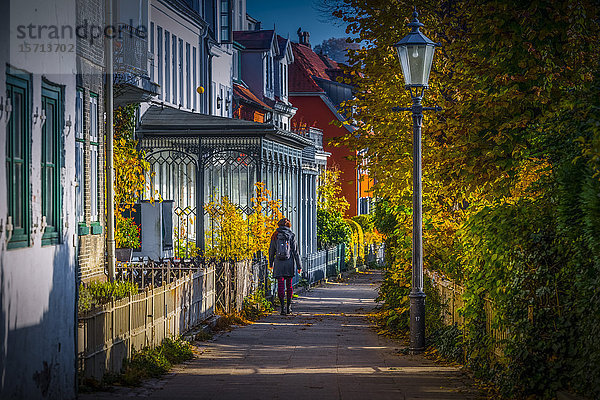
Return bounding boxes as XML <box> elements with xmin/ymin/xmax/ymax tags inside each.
<box><xmin>248</xmin><ymin>182</ymin><xmax>284</xmax><ymax>256</ymax></box>
<box><xmin>318</xmin><ymin>168</ymin><xmax>350</xmax><ymax>215</ymax></box>
<box><xmin>204</xmin><ymin>196</ymin><xmax>250</xmax><ymax>259</ymax></box>
<box><xmin>204</xmin><ymin>182</ymin><xmax>283</xmax><ymax>259</ymax></box>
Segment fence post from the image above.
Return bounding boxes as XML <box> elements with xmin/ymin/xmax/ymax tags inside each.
<box><xmin>325</xmin><ymin>247</ymin><xmax>329</xmax><ymax>279</ymax></box>
<box><xmin>164</xmin><ymin>284</ymin><xmax>167</xmax><ymax>343</ymax></box>
<box><xmin>167</xmin><ymin>259</ymin><xmax>172</xmax><ymax>284</ymax></box>
<box><xmin>110</xmin><ymin>298</ymin><xmax>115</xmax><ymax>372</ymax></box>
<box><xmin>188</xmin><ymin>272</ymin><xmax>192</xmax><ymax>329</ymax></box>
<box><xmin>151</xmin><ymin>260</ymin><xmax>155</xmax><ymax>288</ymax></box>
<box><xmin>144</xmin><ymin>287</ymin><xmax>149</xmax><ymax>347</ymax></box>
<box><xmin>128</xmin><ymin>292</ymin><xmax>132</xmax><ymax>358</ymax></box>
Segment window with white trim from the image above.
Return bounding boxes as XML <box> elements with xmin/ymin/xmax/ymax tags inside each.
<box><xmin>157</xmin><ymin>26</ymin><xmax>163</xmax><ymax>101</ymax></box>
<box><xmin>41</xmin><ymin>80</ymin><xmax>63</xmax><ymax>245</ymax></box>
<box><xmin>165</xmin><ymin>30</ymin><xmax>170</xmax><ymax>102</ymax></box>
<box><xmin>89</xmin><ymin>94</ymin><xmax>99</xmax><ymax>222</ymax></box>
<box><xmin>186</xmin><ymin>42</ymin><xmax>190</xmax><ymax>109</ymax></box>
<box><xmin>172</xmin><ymin>33</ymin><xmax>177</xmax><ymax>104</ymax></box>
<box><xmin>6</xmin><ymin>72</ymin><xmax>31</xmax><ymax>248</ymax></box>
<box><xmin>75</xmin><ymin>88</ymin><xmax>85</xmax><ymax>224</ymax></box>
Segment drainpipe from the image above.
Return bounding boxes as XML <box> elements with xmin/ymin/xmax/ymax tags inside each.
<box><xmin>106</xmin><ymin>0</ymin><xmax>116</xmax><ymax>281</ymax></box>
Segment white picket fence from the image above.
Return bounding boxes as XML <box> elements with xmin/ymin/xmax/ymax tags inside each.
<box><xmin>77</xmin><ymin>266</ymin><xmax>215</xmax><ymax>380</ymax></box>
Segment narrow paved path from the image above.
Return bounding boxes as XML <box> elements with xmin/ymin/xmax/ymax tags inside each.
<box><xmin>83</xmin><ymin>270</ymin><xmax>483</xmax><ymax>400</ymax></box>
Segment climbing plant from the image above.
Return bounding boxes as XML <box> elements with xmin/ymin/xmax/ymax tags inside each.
<box><xmin>113</xmin><ymin>104</ymin><xmax>150</xmax><ymax>248</ymax></box>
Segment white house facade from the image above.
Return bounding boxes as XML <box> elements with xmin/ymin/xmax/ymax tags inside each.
<box><xmin>1</xmin><ymin>0</ymin><xmax>79</xmax><ymax>398</ymax></box>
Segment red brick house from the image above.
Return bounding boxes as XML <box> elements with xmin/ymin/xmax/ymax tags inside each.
<box><xmin>289</xmin><ymin>31</ymin><xmax>371</xmax><ymax>216</ymax></box>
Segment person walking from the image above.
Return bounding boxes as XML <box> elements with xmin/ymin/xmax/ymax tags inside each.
<box><xmin>269</xmin><ymin>218</ymin><xmax>302</xmax><ymax>315</ymax></box>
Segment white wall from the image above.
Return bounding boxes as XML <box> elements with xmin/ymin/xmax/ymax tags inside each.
<box><xmin>211</xmin><ymin>45</ymin><xmax>233</xmax><ymax>117</ymax></box>
<box><xmin>150</xmin><ymin>0</ymin><xmax>204</xmax><ymax>112</ymax></box>
<box><xmin>1</xmin><ymin>0</ymin><xmax>78</xmax><ymax>398</ymax></box>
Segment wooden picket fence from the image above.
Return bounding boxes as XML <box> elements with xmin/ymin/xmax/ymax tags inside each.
<box><xmin>427</xmin><ymin>270</ymin><xmax>507</xmax><ymax>357</ymax></box>
<box><xmin>78</xmin><ymin>266</ymin><xmax>214</xmax><ymax>380</ymax></box>
<box><xmin>78</xmin><ymin>256</ymin><xmax>265</xmax><ymax>380</ymax></box>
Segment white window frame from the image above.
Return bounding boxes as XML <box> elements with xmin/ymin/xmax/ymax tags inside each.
<box><xmin>89</xmin><ymin>94</ymin><xmax>99</xmax><ymax>222</ymax></box>
<box><xmin>75</xmin><ymin>89</ymin><xmax>85</xmax><ymax>223</ymax></box>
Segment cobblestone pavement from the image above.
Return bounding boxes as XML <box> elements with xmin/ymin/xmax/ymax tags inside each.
<box><xmin>81</xmin><ymin>270</ymin><xmax>484</xmax><ymax>400</ymax></box>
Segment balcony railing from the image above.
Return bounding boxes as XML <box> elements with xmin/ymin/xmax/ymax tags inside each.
<box><xmin>114</xmin><ymin>24</ymin><xmax>149</xmax><ymax>76</ymax></box>
<box><xmin>292</xmin><ymin>127</ymin><xmax>323</xmax><ymax>150</ymax></box>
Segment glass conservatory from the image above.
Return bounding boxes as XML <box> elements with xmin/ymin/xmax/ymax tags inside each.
<box><xmin>137</xmin><ymin>105</ymin><xmax>323</xmax><ymax>257</ymax></box>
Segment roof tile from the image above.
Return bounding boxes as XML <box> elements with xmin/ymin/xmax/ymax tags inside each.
<box><xmin>289</xmin><ymin>42</ymin><xmax>344</xmax><ymax>93</ymax></box>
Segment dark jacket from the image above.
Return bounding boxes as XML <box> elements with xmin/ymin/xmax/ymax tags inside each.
<box><xmin>269</xmin><ymin>226</ymin><xmax>302</xmax><ymax>278</ymax></box>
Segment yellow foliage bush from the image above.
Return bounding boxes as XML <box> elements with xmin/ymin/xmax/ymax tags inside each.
<box><xmin>204</xmin><ymin>182</ymin><xmax>283</xmax><ymax>259</ymax></box>
<box><xmin>346</xmin><ymin>219</ymin><xmax>365</xmax><ymax>260</ymax></box>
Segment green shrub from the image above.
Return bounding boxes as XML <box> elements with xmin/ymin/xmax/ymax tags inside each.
<box><xmin>241</xmin><ymin>288</ymin><xmax>273</xmax><ymax>321</ymax></box>
<box><xmin>161</xmin><ymin>337</ymin><xmax>194</xmax><ymax>364</ymax></box>
<box><xmin>78</xmin><ymin>280</ymin><xmax>139</xmax><ymax>312</ymax></box>
<box><xmin>117</xmin><ymin>337</ymin><xmax>193</xmax><ymax>386</ymax></box>
<box><xmin>317</xmin><ymin>208</ymin><xmax>352</xmax><ymax>250</ymax></box>
<box><xmin>430</xmin><ymin>324</ymin><xmax>464</xmax><ymax>363</ymax></box>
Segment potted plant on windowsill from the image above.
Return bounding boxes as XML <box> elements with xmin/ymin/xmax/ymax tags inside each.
<box><xmin>115</xmin><ymin>215</ymin><xmax>141</xmax><ymax>262</ymax></box>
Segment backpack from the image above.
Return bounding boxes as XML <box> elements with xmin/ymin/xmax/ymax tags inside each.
<box><xmin>276</xmin><ymin>233</ymin><xmax>291</xmax><ymax>260</ymax></box>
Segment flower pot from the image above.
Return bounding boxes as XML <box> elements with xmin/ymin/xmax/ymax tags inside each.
<box><xmin>115</xmin><ymin>248</ymin><xmax>133</xmax><ymax>262</ymax></box>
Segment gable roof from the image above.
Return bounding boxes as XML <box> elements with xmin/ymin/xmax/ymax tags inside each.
<box><xmin>290</xmin><ymin>43</ymin><xmax>326</xmax><ymax>93</ymax></box>
<box><xmin>233</xmin><ymin>30</ymin><xmax>276</xmax><ymax>51</ymax></box>
<box><xmin>233</xmin><ymin>83</ymin><xmax>272</xmax><ymax>111</ymax></box>
<box><xmin>289</xmin><ymin>42</ymin><xmax>348</xmax><ymax>93</ymax></box>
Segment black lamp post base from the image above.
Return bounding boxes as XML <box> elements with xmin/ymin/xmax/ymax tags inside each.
<box><xmin>409</xmin><ymin>290</ymin><xmax>426</xmax><ymax>354</ymax></box>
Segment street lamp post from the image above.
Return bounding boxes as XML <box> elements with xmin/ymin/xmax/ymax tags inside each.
<box><xmin>393</xmin><ymin>10</ymin><xmax>441</xmax><ymax>354</ymax></box>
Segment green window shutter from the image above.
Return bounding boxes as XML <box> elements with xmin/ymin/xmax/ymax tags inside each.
<box><xmin>6</xmin><ymin>73</ymin><xmax>31</xmax><ymax>249</ymax></box>
<box><xmin>41</xmin><ymin>81</ymin><xmax>63</xmax><ymax>246</ymax></box>
<box><xmin>90</xmin><ymin>223</ymin><xmax>103</xmax><ymax>235</ymax></box>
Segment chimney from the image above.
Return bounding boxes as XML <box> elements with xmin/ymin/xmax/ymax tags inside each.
<box><xmin>297</xmin><ymin>28</ymin><xmax>311</xmax><ymax>48</ymax></box>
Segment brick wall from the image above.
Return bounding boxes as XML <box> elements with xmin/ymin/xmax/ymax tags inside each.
<box><xmin>77</xmin><ymin>0</ymin><xmax>106</xmax><ymax>283</ymax></box>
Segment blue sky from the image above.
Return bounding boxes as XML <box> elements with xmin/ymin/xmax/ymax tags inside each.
<box><xmin>245</xmin><ymin>0</ymin><xmax>351</xmax><ymax>47</ymax></box>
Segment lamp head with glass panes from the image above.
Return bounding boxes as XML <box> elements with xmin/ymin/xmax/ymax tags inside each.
<box><xmin>394</xmin><ymin>10</ymin><xmax>440</xmax><ymax>93</ymax></box>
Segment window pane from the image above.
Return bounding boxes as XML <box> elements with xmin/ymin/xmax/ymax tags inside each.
<box><xmin>91</xmin><ymin>146</ymin><xmax>98</xmax><ymax>221</ymax></box>
<box><xmin>158</xmin><ymin>27</ymin><xmax>163</xmax><ymax>100</ymax></box>
<box><xmin>172</xmin><ymin>34</ymin><xmax>177</xmax><ymax>104</ymax></box>
<box><xmin>193</xmin><ymin>47</ymin><xmax>197</xmax><ymax>110</ymax></box>
<box><xmin>165</xmin><ymin>31</ymin><xmax>170</xmax><ymax>101</ymax></box>
<box><xmin>45</xmin><ymin>102</ymin><xmax>54</xmax><ymax>163</ymax></box>
<box><xmin>14</xmin><ymin>92</ymin><xmax>22</xmax><ymax>158</ymax></box>
<box><xmin>90</xmin><ymin>96</ymin><xmax>98</xmax><ymax>142</ymax></box>
<box><xmin>46</xmin><ymin>166</ymin><xmax>54</xmax><ymax>227</ymax></box>
<box><xmin>76</xmin><ymin>142</ymin><xmax>84</xmax><ymax>222</ymax></box>
<box><xmin>14</xmin><ymin>162</ymin><xmax>22</xmax><ymax>228</ymax></box>
<box><xmin>186</xmin><ymin>43</ymin><xmax>190</xmax><ymax>108</ymax></box>
<box><xmin>76</xmin><ymin>90</ymin><xmax>83</xmax><ymax>139</ymax></box>
<box><xmin>179</xmin><ymin>39</ymin><xmax>183</xmax><ymax>105</ymax></box>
